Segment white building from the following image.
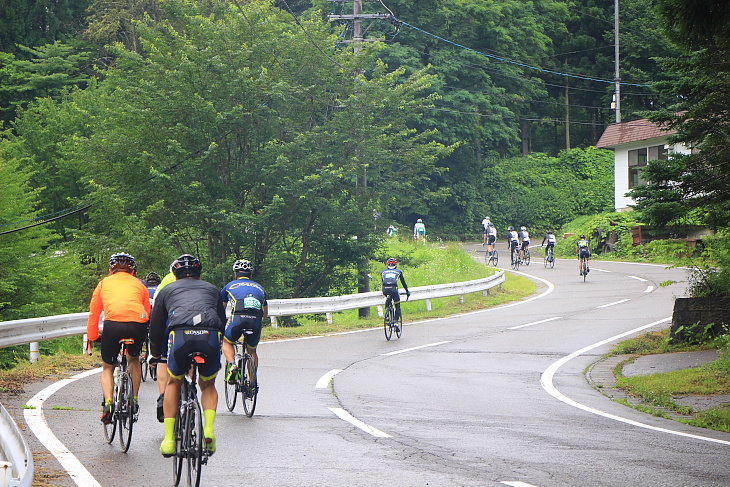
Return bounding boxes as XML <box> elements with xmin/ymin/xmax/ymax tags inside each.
<box><xmin>596</xmin><ymin>118</ymin><xmax>690</xmax><ymax>211</ymax></box>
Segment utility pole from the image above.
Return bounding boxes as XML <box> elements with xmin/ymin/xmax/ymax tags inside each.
<box><xmin>613</xmin><ymin>0</ymin><xmax>621</xmax><ymax>123</ymax></box>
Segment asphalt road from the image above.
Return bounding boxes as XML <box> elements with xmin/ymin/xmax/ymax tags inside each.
<box><xmin>14</xmin><ymin>243</ymin><xmax>730</xmax><ymax>486</ymax></box>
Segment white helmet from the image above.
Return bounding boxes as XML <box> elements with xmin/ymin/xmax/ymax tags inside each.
<box><xmin>417</xmin><ymin>219</ymin><xmax>422</xmax><ymax>223</ymax></box>
<box><xmin>520</xmin><ymin>226</ymin><xmax>526</xmax><ymax>231</ymax></box>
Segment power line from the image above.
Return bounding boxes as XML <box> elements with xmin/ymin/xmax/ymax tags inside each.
<box><xmin>0</xmin><ymin>205</ymin><xmax>91</xmax><ymax>236</ymax></box>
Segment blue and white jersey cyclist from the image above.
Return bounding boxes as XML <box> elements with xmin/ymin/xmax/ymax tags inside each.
<box><xmin>518</xmin><ymin>226</ymin><xmax>530</xmax><ymax>259</ymax></box>
<box><xmin>541</xmin><ymin>230</ymin><xmax>557</xmax><ymax>254</ymax></box>
<box><xmin>381</xmin><ymin>258</ymin><xmax>410</xmax><ymax>322</ymax></box>
<box><xmin>506</xmin><ymin>226</ymin><xmax>520</xmax><ymax>261</ymax></box>
<box><xmin>220</xmin><ymin>259</ymin><xmax>268</xmax><ymax>385</ymax></box>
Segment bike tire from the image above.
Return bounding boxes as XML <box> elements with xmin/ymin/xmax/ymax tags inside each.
<box><xmin>524</xmin><ymin>249</ymin><xmax>530</xmax><ymax>266</ymax></box>
<box><xmin>173</xmin><ymin>380</ymin><xmax>189</xmax><ymax>487</ymax></box>
<box><xmin>187</xmin><ymin>398</ymin><xmax>204</xmax><ymax>487</ymax></box>
<box><xmin>544</xmin><ymin>253</ymin><xmax>549</xmax><ymax>268</ymax></box>
<box><xmin>511</xmin><ymin>249</ymin><xmax>520</xmax><ymax>271</ymax></box>
<box><xmin>224</xmin><ymin>361</ymin><xmax>237</xmax><ymax>412</ymax></box>
<box><xmin>383</xmin><ymin>307</ymin><xmax>393</xmax><ymax>341</ymax></box>
<box><xmin>103</xmin><ymin>384</ymin><xmax>117</xmax><ymax>444</ymax></box>
<box><xmin>395</xmin><ymin>312</ymin><xmax>402</xmax><ymax>339</ymax></box>
<box><xmin>117</xmin><ymin>372</ymin><xmax>134</xmax><ymax>452</ymax></box>
<box><xmin>140</xmin><ymin>340</ymin><xmax>149</xmax><ymax>382</ymax></box>
<box><xmin>549</xmin><ymin>253</ymin><xmax>555</xmax><ymax>269</ymax></box>
<box><xmin>492</xmin><ymin>250</ymin><xmax>498</xmax><ymax>266</ymax></box>
<box><xmin>242</xmin><ymin>354</ymin><xmax>257</xmax><ymax>418</ymax></box>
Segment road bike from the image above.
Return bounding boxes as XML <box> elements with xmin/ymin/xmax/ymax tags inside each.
<box><xmin>580</xmin><ymin>255</ymin><xmax>589</xmax><ymax>282</ymax></box>
<box><xmin>103</xmin><ymin>338</ymin><xmax>136</xmax><ymax>453</ymax></box>
<box><xmin>173</xmin><ymin>353</ymin><xmax>210</xmax><ymax>487</ymax></box>
<box><xmin>522</xmin><ymin>246</ymin><xmax>531</xmax><ymax>266</ymax></box>
<box><xmin>383</xmin><ymin>296</ymin><xmax>403</xmax><ymax>341</ymax></box>
<box><xmin>510</xmin><ymin>245</ymin><xmax>521</xmax><ymax>271</ymax></box>
<box><xmin>224</xmin><ymin>338</ymin><xmax>258</xmax><ymax>417</ymax></box>
<box><xmin>543</xmin><ymin>246</ymin><xmax>555</xmax><ymax>269</ymax></box>
<box><xmin>485</xmin><ymin>248</ymin><xmax>498</xmax><ymax>267</ymax></box>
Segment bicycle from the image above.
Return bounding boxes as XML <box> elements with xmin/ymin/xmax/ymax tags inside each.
<box><xmin>172</xmin><ymin>353</ymin><xmax>210</xmax><ymax>487</ymax></box>
<box><xmin>580</xmin><ymin>255</ymin><xmax>589</xmax><ymax>282</ymax></box>
<box><xmin>510</xmin><ymin>245</ymin><xmax>521</xmax><ymax>271</ymax></box>
<box><xmin>383</xmin><ymin>295</ymin><xmax>404</xmax><ymax>341</ymax></box>
<box><xmin>543</xmin><ymin>246</ymin><xmax>555</xmax><ymax>269</ymax></box>
<box><xmin>224</xmin><ymin>338</ymin><xmax>258</xmax><ymax>417</ymax></box>
<box><xmin>485</xmin><ymin>248</ymin><xmax>498</xmax><ymax>267</ymax></box>
<box><xmin>102</xmin><ymin>338</ymin><xmax>136</xmax><ymax>453</ymax></box>
<box><xmin>522</xmin><ymin>246</ymin><xmax>531</xmax><ymax>266</ymax></box>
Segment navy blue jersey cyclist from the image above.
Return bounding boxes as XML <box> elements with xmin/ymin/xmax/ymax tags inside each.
<box><xmin>220</xmin><ymin>259</ymin><xmax>268</xmax><ymax>385</ymax></box>
<box><xmin>381</xmin><ymin>258</ymin><xmax>410</xmax><ymax>322</ymax></box>
<box><xmin>541</xmin><ymin>230</ymin><xmax>556</xmax><ymax>254</ymax></box>
<box><xmin>576</xmin><ymin>235</ymin><xmax>592</xmax><ymax>274</ymax></box>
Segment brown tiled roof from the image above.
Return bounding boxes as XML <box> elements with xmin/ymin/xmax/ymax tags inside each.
<box><xmin>596</xmin><ymin>118</ymin><xmax>676</xmax><ymax>148</ymax></box>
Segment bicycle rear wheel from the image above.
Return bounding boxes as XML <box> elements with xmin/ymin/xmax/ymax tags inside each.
<box><xmin>140</xmin><ymin>340</ymin><xmax>149</xmax><ymax>382</ymax></box>
<box><xmin>383</xmin><ymin>306</ymin><xmax>393</xmax><ymax>340</ymax></box>
<box><xmin>224</xmin><ymin>361</ymin><xmax>237</xmax><ymax>412</ymax></box>
<box><xmin>172</xmin><ymin>393</ymin><xmax>184</xmax><ymax>486</ymax></box>
<box><xmin>492</xmin><ymin>250</ymin><xmax>498</xmax><ymax>266</ymax></box>
<box><xmin>524</xmin><ymin>249</ymin><xmax>530</xmax><ymax>266</ymax></box>
<box><xmin>185</xmin><ymin>399</ymin><xmax>204</xmax><ymax>487</ymax></box>
<box><xmin>242</xmin><ymin>354</ymin><xmax>257</xmax><ymax>417</ymax></box>
<box><xmin>103</xmin><ymin>385</ymin><xmax>117</xmax><ymax>444</ymax></box>
<box><xmin>118</xmin><ymin>372</ymin><xmax>134</xmax><ymax>452</ymax></box>
<box><xmin>511</xmin><ymin>249</ymin><xmax>520</xmax><ymax>270</ymax></box>
<box><xmin>395</xmin><ymin>312</ymin><xmax>402</xmax><ymax>339</ymax></box>
<box><xmin>549</xmin><ymin>252</ymin><xmax>555</xmax><ymax>269</ymax></box>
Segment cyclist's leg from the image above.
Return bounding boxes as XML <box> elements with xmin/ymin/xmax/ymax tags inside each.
<box><xmin>198</xmin><ymin>331</ymin><xmax>222</xmax><ymax>453</ymax></box>
<box><xmin>243</xmin><ymin>318</ymin><xmax>262</xmax><ymax>372</ymax></box>
<box><xmin>222</xmin><ymin>314</ymin><xmax>242</xmax><ymax>364</ymax></box>
<box><xmin>99</xmin><ymin>321</ymin><xmax>126</xmax><ymax>421</ymax></box>
<box><xmin>122</xmin><ymin>323</ymin><xmax>147</xmax><ymax>400</ymax></box>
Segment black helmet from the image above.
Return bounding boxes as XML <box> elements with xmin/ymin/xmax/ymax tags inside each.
<box><xmin>386</xmin><ymin>258</ymin><xmax>398</xmax><ymax>268</ymax></box>
<box><xmin>172</xmin><ymin>254</ymin><xmax>202</xmax><ymax>278</ymax></box>
<box><xmin>547</xmin><ymin>230</ymin><xmax>554</xmax><ymax>234</ymax></box>
<box><xmin>145</xmin><ymin>271</ymin><xmax>161</xmax><ymax>286</ymax></box>
<box><xmin>580</xmin><ymin>235</ymin><xmax>586</xmax><ymax>239</ymax></box>
<box><xmin>109</xmin><ymin>253</ymin><xmax>136</xmax><ymax>273</ymax></box>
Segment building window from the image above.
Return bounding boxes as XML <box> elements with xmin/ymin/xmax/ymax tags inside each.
<box><xmin>628</xmin><ymin>145</ymin><xmax>666</xmax><ymax>189</ymax></box>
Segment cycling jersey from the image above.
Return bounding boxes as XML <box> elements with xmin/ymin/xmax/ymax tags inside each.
<box><xmin>87</xmin><ymin>271</ymin><xmax>151</xmax><ymax>342</ymax></box>
<box><xmin>414</xmin><ymin>222</ymin><xmax>426</xmax><ymax>237</ymax></box>
<box><xmin>381</xmin><ymin>267</ymin><xmax>409</xmax><ymax>304</ymax></box>
<box><xmin>577</xmin><ymin>239</ymin><xmax>591</xmax><ymax>257</ymax></box>
<box><xmin>221</xmin><ymin>277</ymin><xmax>267</xmax><ymax>317</ymax></box>
<box><xmin>542</xmin><ymin>233</ymin><xmax>556</xmax><ymax>245</ymax></box>
<box><xmin>520</xmin><ymin>230</ymin><xmax>530</xmax><ymax>242</ymax></box>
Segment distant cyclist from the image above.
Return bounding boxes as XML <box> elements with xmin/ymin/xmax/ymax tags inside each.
<box><xmin>221</xmin><ymin>260</ymin><xmax>268</xmax><ymax>386</ymax></box>
<box><xmin>87</xmin><ymin>253</ymin><xmax>151</xmax><ymax>425</ymax></box>
<box><xmin>481</xmin><ymin>216</ymin><xmax>491</xmax><ymax>246</ymax></box>
<box><xmin>381</xmin><ymin>258</ymin><xmax>410</xmax><ymax>322</ymax></box>
<box><xmin>485</xmin><ymin>222</ymin><xmax>497</xmax><ymax>255</ymax></box>
<box><xmin>413</xmin><ymin>219</ymin><xmax>426</xmax><ymax>242</ymax></box>
<box><xmin>506</xmin><ymin>226</ymin><xmax>519</xmax><ymax>263</ymax></box>
<box><xmin>576</xmin><ymin>235</ymin><xmax>592</xmax><ymax>274</ymax></box>
<box><xmin>541</xmin><ymin>230</ymin><xmax>557</xmax><ymax>255</ymax></box>
<box><xmin>145</xmin><ymin>271</ymin><xmax>161</xmax><ymax>301</ymax></box>
<box><xmin>518</xmin><ymin>226</ymin><xmax>530</xmax><ymax>260</ymax></box>
<box><xmin>149</xmin><ymin>254</ymin><xmax>226</xmax><ymax>456</ymax></box>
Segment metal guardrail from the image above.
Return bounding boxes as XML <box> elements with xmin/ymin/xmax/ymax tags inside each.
<box><xmin>0</xmin><ymin>403</ymin><xmax>33</xmax><ymax>487</ymax></box>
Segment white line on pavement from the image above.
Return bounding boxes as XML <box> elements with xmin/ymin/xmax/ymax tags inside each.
<box><xmin>644</xmin><ymin>286</ymin><xmax>654</xmax><ymax>293</ymax></box>
<box><xmin>628</xmin><ymin>275</ymin><xmax>648</xmax><ymax>282</ymax></box>
<box><xmin>501</xmin><ymin>482</ymin><xmax>539</xmax><ymax>487</ymax></box>
<box><xmin>508</xmin><ymin>317</ymin><xmax>562</xmax><ymax>330</ymax></box>
<box><xmin>329</xmin><ymin>408</ymin><xmax>392</xmax><ymax>438</ymax></box>
<box><xmin>590</xmin><ymin>267</ymin><xmax>610</xmax><ymax>273</ymax></box>
<box><xmin>316</xmin><ymin>369</ymin><xmax>343</xmax><ymax>389</ymax></box>
<box><xmin>24</xmin><ymin>368</ymin><xmax>103</xmax><ymax>487</ymax></box>
<box><xmin>380</xmin><ymin>341</ymin><xmax>452</xmax><ymax>356</ymax></box>
<box><xmin>541</xmin><ymin>317</ymin><xmax>730</xmax><ymax>446</ymax></box>
<box><xmin>596</xmin><ymin>298</ymin><xmax>631</xmax><ymax>308</ymax></box>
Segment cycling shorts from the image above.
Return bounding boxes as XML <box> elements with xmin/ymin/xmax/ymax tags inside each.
<box><xmin>166</xmin><ymin>327</ymin><xmax>222</xmax><ymax>380</ymax></box>
<box><xmin>578</xmin><ymin>249</ymin><xmax>591</xmax><ymax>258</ymax></box>
<box><xmin>417</xmin><ymin>228</ymin><xmax>425</xmax><ymax>236</ymax></box>
<box><xmin>486</xmin><ymin>235</ymin><xmax>496</xmax><ymax>244</ymax></box>
<box><xmin>521</xmin><ymin>241</ymin><xmax>530</xmax><ymax>250</ymax></box>
<box><xmin>100</xmin><ymin>320</ymin><xmax>148</xmax><ymax>365</ymax></box>
<box><xmin>224</xmin><ymin>314</ymin><xmax>262</xmax><ymax>348</ymax></box>
<box><xmin>382</xmin><ymin>285</ymin><xmax>401</xmax><ymax>304</ymax></box>
<box><xmin>545</xmin><ymin>242</ymin><xmax>555</xmax><ymax>251</ymax></box>
<box><xmin>509</xmin><ymin>240</ymin><xmax>519</xmax><ymax>250</ymax></box>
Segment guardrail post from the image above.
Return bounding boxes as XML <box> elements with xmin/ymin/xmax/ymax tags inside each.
<box><xmin>270</xmin><ymin>316</ymin><xmax>278</xmax><ymax>329</ymax></box>
<box><xmin>82</xmin><ymin>333</ymin><xmax>88</xmax><ymax>355</ymax></box>
<box><xmin>377</xmin><ymin>305</ymin><xmax>383</xmax><ymax>318</ymax></box>
<box><xmin>29</xmin><ymin>343</ymin><xmax>39</xmax><ymax>364</ymax></box>
<box><xmin>426</xmin><ymin>299</ymin><xmax>432</xmax><ymax>311</ymax></box>
<box><xmin>482</xmin><ymin>289</ymin><xmax>489</xmax><ymax>297</ymax></box>
<box><xmin>459</xmin><ymin>295</ymin><xmax>464</xmax><ymax>304</ymax></box>
<box><xmin>326</xmin><ymin>313</ymin><xmax>333</xmax><ymax>324</ymax></box>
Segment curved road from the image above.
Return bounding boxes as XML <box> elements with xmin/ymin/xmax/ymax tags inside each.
<box><xmin>22</xmin><ymin>243</ymin><xmax>730</xmax><ymax>486</ymax></box>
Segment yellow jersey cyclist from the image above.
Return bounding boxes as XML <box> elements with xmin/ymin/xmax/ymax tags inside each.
<box><xmin>221</xmin><ymin>259</ymin><xmax>268</xmax><ymax>386</ymax></box>
<box><xmin>576</xmin><ymin>235</ymin><xmax>592</xmax><ymax>274</ymax></box>
<box><xmin>148</xmin><ymin>254</ymin><xmax>226</xmax><ymax>457</ymax></box>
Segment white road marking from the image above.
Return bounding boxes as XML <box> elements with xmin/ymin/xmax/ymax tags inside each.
<box><xmin>24</xmin><ymin>368</ymin><xmax>103</xmax><ymax>487</ymax></box>
<box><xmin>590</xmin><ymin>267</ymin><xmax>610</xmax><ymax>273</ymax></box>
<box><xmin>541</xmin><ymin>317</ymin><xmax>730</xmax><ymax>446</ymax></box>
<box><xmin>501</xmin><ymin>482</ymin><xmax>539</xmax><ymax>487</ymax></box>
<box><xmin>329</xmin><ymin>407</ymin><xmax>392</xmax><ymax>438</ymax></box>
<box><xmin>508</xmin><ymin>317</ymin><xmax>562</xmax><ymax>330</ymax></box>
<box><xmin>628</xmin><ymin>275</ymin><xmax>648</xmax><ymax>282</ymax></box>
<box><xmin>596</xmin><ymin>298</ymin><xmax>631</xmax><ymax>308</ymax></box>
<box><xmin>380</xmin><ymin>341</ymin><xmax>452</xmax><ymax>356</ymax></box>
<box><xmin>316</xmin><ymin>369</ymin><xmax>343</xmax><ymax>388</ymax></box>
<box><xmin>644</xmin><ymin>286</ymin><xmax>654</xmax><ymax>293</ymax></box>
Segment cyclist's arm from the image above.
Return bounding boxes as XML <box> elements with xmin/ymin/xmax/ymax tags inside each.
<box><xmin>399</xmin><ymin>274</ymin><xmax>410</xmax><ymax>296</ymax></box>
<box><xmin>86</xmin><ymin>282</ymin><xmax>104</xmax><ymax>342</ymax></box>
<box><xmin>148</xmin><ymin>295</ymin><xmax>168</xmax><ymax>357</ymax></box>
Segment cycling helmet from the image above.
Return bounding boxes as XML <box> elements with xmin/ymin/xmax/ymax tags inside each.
<box><xmin>580</xmin><ymin>235</ymin><xmax>586</xmax><ymax>239</ymax></box>
<box><xmin>171</xmin><ymin>254</ymin><xmax>202</xmax><ymax>278</ymax></box>
<box><xmin>109</xmin><ymin>253</ymin><xmax>136</xmax><ymax>273</ymax></box>
<box><xmin>386</xmin><ymin>258</ymin><xmax>398</xmax><ymax>268</ymax></box>
<box><xmin>145</xmin><ymin>271</ymin><xmax>161</xmax><ymax>286</ymax></box>
<box><xmin>417</xmin><ymin>219</ymin><xmax>422</xmax><ymax>223</ymax></box>
<box><xmin>233</xmin><ymin>259</ymin><xmax>253</xmax><ymax>272</ymax></box>
<box><xmin>547</xmin><ymin>230</ymin><xmax>554</xmax><ymax>234</ymax></box>
<box><xmin>520</xmin><ymin>226</ymin><xmax>526</xmax><ymax>231</ymax></box>
<box><xmin>508</xmin><ymin>226</ymin><xmax>514</xmax><ymax>231</ymax></box>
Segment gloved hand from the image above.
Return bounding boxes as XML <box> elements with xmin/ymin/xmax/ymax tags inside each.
<box><xmin>148</xmin><ymin>355</ymin><xmax>162</xmax><ymax>366</ymax></box>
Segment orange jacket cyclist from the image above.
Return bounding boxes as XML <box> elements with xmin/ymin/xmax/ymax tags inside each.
<box><xmin>87</xmin><ymin>253</ymin><xmax>151</xmax><ymax>425</ymax></box>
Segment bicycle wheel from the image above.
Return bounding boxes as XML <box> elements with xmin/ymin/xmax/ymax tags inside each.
<box><xmin>583</xmin><ymin>260</ymin><xmax>588</xmax><ymax>282</ymax></box>
<box><xmin>383</xmin><ymin>306</ymin><xmax>393</xmax><ymax>340</ymax></box>
<box><xmin>140</xmin><ymin>340</ymin><xmax>149</xmax><ymax>382</ymax></box>
<box><xmin>549</xmin><ymin>252</ymin><xmax>555</xmax><ymax>269</ymax></box>
<box><xmin>185</xmin><ymin>399</ymin><xmax>204</xmax><ymax>487</ymax></box>
<box><xmin>395</xmin><ymin>311</ymin><xmax>402</xmax><ymax>339</ymax></box>
<box><xmin>173</xmin><ymin>381</ymin><xmax>188</xmax><ymax>487</ymax></box>
<box><xmin>511</xmin><ymin>249</ymin><xmax>520</xmax><ymax>270</ymax></box>
<box><xmin>118</xmin><ymin>372</ymin><xmax>134</xmax><ymax>452</ymax></box>
<box><xmin>524</xmin><ymin>249</ymin><xmax>530</xmax><ymax>266</ymax></box>
<box><xmin>492</xmin><ymin>250</ymin><xmax>498</xmax><ymax>266</ymax></box>
<box><xmin>544</xmin><ymin>251</ymin><xmax>549</xmax><ymax>268</ymax></box>
<box><xmin>242</xmin><ymin>354</ymin><xmax>257</xmax><ymax>418</ymax></box>
<box><xmin>224</xmin><ymin>361</ymin><xmax>237</xmax><ymax>412</ymax></box>
<box><xmin>103</xmin><ymin>385</ymin><xmax>117</xmax><ymax>444</ymax></box>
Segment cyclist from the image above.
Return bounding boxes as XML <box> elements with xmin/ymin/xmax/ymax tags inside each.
<box><xmin>576</xmin><ymin>234</ymin><xmax>592</xmax><ymax>274</ymax></box>
<box><xmin>381</xmin><ymin>258</ymin><xmax>410</xmax><ymax>322</ymax></box>
<box><xmin>506</xmin><ymin>226</ymin><xmax>519</xmax><ymax>263</ymax></box>
<box><xmin>151</xmin><ymin>263</ymin><xmax>177</xmax><ymax>423</ymax></box>
<box><xmin>148</xmin><ymin>254</ymin><xmax>226</xmax><ymax>457</ymax></box>
<box><xmin>413</xmin><ymin>218</ymin><xmax>426</xmax><ymax>243</ymax></box>
<box><xmin>386</xmin><ymin>224</ymin><xmax>398</xmax><ymax>237</ymax></box>
<box><xmin>145</xmin><ymin>271</ymin><xmax>161</xmax><ymax>301</ymax></box>
<box><xmin>485</xmin><ymin>222</ymin><xmax>497</xmax><ymax>255</ymax></box>
<box><xmin>518</xmin><ymin>226</ymin><xmax>530</xmax><ymax>260</ymax></box>
<box><xmin>87</xmin><ymin>253</ymin><xmax>151</xmax><ymax>425</ymax></box>
<box><xmin>481</xmin><ymin>216</ymin><xmax>491</xmax><ymax>246</ymax></box>
<box><xmin>221</xmin><ymin>260</ymin><xmax>268</xmax><ymax>386</ymax></box>
<box><xmin>541</xmin><ymin>230</ymin><xmax>557</xmax><ymax>257</ymax></box>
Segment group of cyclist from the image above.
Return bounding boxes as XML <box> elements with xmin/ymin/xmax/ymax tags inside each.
<box><xmin>87</xmin><ymin>252</ymin><xmax>267</xmax><ymax>458</ymax></box>
<box><xmin>480</xmin><ymin>217</ymin><xmax>592</xmax><ymax>270</ymax></box>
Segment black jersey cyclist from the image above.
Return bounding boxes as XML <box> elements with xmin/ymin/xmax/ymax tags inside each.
<box><xmin>221</xmin><ymin>259</ymin><xmax>268</xmax><ymax>385</ymax></box>
<box><xmin>381</xmin><ymin>258</ymin><xmax>410</xmax><ymax>322</ymax></box>
<box><xmin>576</xmin><ymin>235</ymin><xmax>592</xmax><ymax>274</ymax></box>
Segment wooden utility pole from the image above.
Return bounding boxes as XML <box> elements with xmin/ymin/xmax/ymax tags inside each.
<box><xmin>614</xmin><ymin>0</ymin><xmax>621</xmax><ymax>123</ymax></box>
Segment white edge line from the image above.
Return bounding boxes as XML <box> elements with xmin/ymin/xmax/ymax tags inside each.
<box><xmin>501</xmin><ymin>482</ymin><xmax>539</xmax><ymax>487</ymax></box>
<box><xmin>329</xmin><ymin>407</ymin><xmax>392</xmax><ymax>438</ymax></box>
<box><xmin>590</xmin><ymin>268</ymin><xmax>610</xmax><ymax>273</ymax></box>
<box><xmin>380</xmin><ymin>341</ymin><xmax>452</xmax><ymax>356</ymax></box>
<box><xmin>644</xmin><ymin>286</ymin><xmax>654</xmax><ymax>293</ymax></box>
<box><xmin>541</xmin><ymin>318</ymin><xmax>730</xmax><ymax>446</ymax></box>
<box><xmin>596</xmin><ymin>298</ymin><xmax>631</xmax><ymax>309</ymax></box>
<box><xmin>316</xmin><ymin>369</ymin><xmax>343</xmax><ymax>389</ymax></box>
<box><xmin>24</xmin><ymin>368</ymin><xmax>103</xmax><ymax>487</ymax></box>
<box><xmin>628</xmin><ymin>275</ymin><xmax>648</xmax><ymax>282</ymax></box>
<box><xmin>508</xmin><ymin>316</ymin><xmax>562</xmax><ymax>330</ymax></box>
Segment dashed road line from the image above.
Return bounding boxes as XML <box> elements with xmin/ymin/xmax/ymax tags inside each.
<box><xmin>508</xmin><ymin>317</ymin><xmax>562</xmax><ymax>330</ymax></box>
<box><xmin>316</xmin><ymin>369</ymin><xmax>342</xmax><ymax>389</ymax></box>
<box><xmin>596</xmin><ymin>298</ymin><xmax>631</xmax><ymax>308</ymax></box>
<box><xmin>329</xmin><ymin>408</ymin><xmax>392</xmax><ymax>438</ymax></box>
<box><xmin>380</xmin><ymin>341</ymin><xmax>452</xmax><ymax>356</ymax></box>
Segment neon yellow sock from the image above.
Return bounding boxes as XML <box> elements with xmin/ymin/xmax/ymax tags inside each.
<box><xmin>164</xmin><ymin>417</ymin><xmax>176</xmax><ymax>441</ymax></box>
<box><xmin>203</xmin><ymin>409</ymin><xmax>216</xmax><ymax>438</ymax></box>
